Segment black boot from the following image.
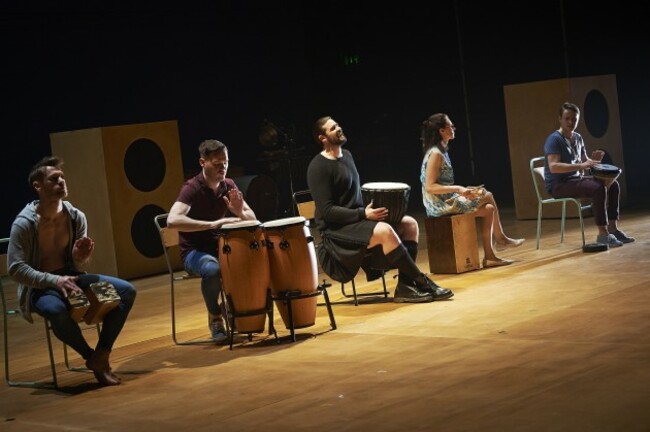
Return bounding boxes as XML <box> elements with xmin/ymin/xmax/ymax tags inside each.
<box><xmin>413</xmin><ymin>273</ymin><xmax>454</xmax><ymax>301</ymax></box>
<box><xmin>387</xmin><ymin>245</ymin><xmax>433</xmax><ymax>303</ymax></box>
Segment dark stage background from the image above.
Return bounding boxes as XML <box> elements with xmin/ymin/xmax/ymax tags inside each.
<box><xmin>2</xmin><ymin>1</ymin><xmax>649</xmax><ymax>239</ymax></box>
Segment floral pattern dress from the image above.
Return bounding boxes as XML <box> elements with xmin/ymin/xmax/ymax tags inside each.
<box><xmin>421</xmin><ymin>147</ymin><xmax>480</xmax><ymax>217</ymax></box>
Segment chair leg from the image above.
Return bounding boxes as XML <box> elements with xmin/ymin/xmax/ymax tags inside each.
<box><xmin>320</xmin><ymin>285</ymin><xmax>337</xmax><ymax>330</ymax></box>
<box><xmin>2</xmin><ymin>287</ymin><xmax>57</xmax><ymax>388</ymax></box>
<box><xmin>560</xmin><ymin>201</ymin><xmax>567</xmax><ymax>243</ymax></box>
<box><xmin>577</xmin><ymin>204</ymin><xmax>587</xmax><ymax>247</ymax></box>
<box><xmin>340</xmin><ymin>280</ymin><xmax>360</xmax><ymax>306</ymax></box>
<box><xmin>170</xmin><ymin>276</ymin><xmax>213</xmax><ymax>345</ymax></box>
<box><xmin>43</xmin><ymin>320</ymin><xmax>58</xmax><ymax>387</ymax></box>
<box><xmin>536</xmin><ymin>204</ymin><xmax>543</xmax><ymax>249</ymax></box>
<box><xmin>341</xmin><ymin>271</ymin><xmax>390</xmax><ymax>305</ymax></box>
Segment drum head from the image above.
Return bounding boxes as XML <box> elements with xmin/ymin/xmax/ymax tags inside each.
<box><xmin>583</xmin><ymin>242</ymin><xmax>609</xmax><ymax>253</ymax></box>
<box><xmin>262</xmin><ymin>216</ymin><xmax>306</xmax><ymax>228</ymax></box>
<box><xmin>593</xmin><ymin>163</ymin><xmax>620</xmax><ymax>174</ymax></box>
<box><xmin>221</xmin><ymin>220</ymin><xmax>261</xmax><ymax>230</ymax></box>
<box><xmin>361</xmin><ymin>182</ymin><xmax>410</xmax><ymax>191</ymax></box>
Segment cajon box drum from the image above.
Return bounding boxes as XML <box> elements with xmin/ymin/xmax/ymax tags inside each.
<box><xmin>425</xmin><ymin>213</ymin><xmax>480</xmax><ymax>274</ymax></box>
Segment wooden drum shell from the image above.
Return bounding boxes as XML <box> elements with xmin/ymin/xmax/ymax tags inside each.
<box><xmin>262</xmin><ymin>217</ymin><xmax>318</xmax><ymax>330</ymax></box>
<box><xmin>218</xmin><ymin>221</ymin><xmax>270</xmax><ymax>333</ymax></box>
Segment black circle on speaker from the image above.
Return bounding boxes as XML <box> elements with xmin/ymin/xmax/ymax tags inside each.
<box><xmin>583</xmin><ymin>90</ymin><xmax>609</xmax><ymax>139</ymax></box>
<box><xmin>124</xmin><ymin>138</ymin><xmax>166</xmax><ymax>192</ymax></box>
<box><xmin>132</xmin><ymin>204</ymin><xmax>167</xmax><ymax>258</ymax></box>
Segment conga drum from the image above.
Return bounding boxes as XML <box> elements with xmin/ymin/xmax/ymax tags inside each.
<box><xmin>218</xmin><ymin>220</ymin><xmax>270</xmax><ymax>333</ymax></box>
<box><xmin>360</xmin><ymin>182</ymin><xmax>411</xmax><ymax>227</ymax></box>
<box><xmin>261</xmin><ymin>216</ymin><xmax>318</xmax><ymax>330</ymax></box>
<box><xmin>591</xmin><ymin>163</ymin><xmax>622</xmax><ymax>187</ymax></box>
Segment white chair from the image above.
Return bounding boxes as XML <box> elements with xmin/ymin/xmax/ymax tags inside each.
<box><xmin>530</xmin><ymin>156</ymin><xmax>591</xmax><ymax>249</ymax></box>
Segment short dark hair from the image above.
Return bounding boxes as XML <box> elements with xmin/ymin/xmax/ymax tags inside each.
<box><xmin>560</xmin><ymin>102</ymin><xmax>580</xmax><ymax>116</ymax></box>
<box><xmin>312</xmin><ymin>116</ymin><xmax>332</xmax><ymax>144</ymax></box>
<box><xmin>29</xmin><ymin>156</ymin><xmax>63</xmax><ymax>186</ymax></box>
<box><xmin>198</xmin><ymin>139</ymin><xmax>227</xmax><ymax>158</ymax></box>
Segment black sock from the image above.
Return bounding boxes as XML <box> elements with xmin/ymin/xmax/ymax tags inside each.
<box><xmin>403</xmin><ymin>240</ymin><xmax>418</xmax><ymax>262</ymax></box>
<box><xmin>386</xmin><ymin>244</ymin><xmax>421</xmax><ymax>286</ymax></box>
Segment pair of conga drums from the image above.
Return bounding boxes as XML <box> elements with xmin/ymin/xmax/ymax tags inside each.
<box><xmin>217</xmin><ymin>216</ymin><xmax>318</xmax><ymax>334</ymax></box>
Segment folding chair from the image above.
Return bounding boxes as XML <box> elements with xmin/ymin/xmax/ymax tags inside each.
<box><xmin>292</xmin><ymin>190</ymin><xmax>389</xmax><ymax>306</ymax></box>
<box><xmin>530</xmin><ymin>156</ymin><xmax>591</xmax><ymax>249</ymax></box>
<box><xmin>153</xmin><ymin>214</ymin><xmax>223</xmax><ymax>345</ymax></box>
<box><xmin>2</xmin><ymin>237</ymin><xmax>101</xmax><ymax>388</ymax></box>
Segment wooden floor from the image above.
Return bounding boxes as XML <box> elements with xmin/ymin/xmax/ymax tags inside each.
<box><xmin>2</xmin><ymin>205</ymin><xmax>650</xmax><ymax>431</ymax></box>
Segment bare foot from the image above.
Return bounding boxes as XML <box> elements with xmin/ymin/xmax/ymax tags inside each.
<box><xmin>86</xmin><ymin>349</ymin><xmax>121</xmax><ymax>386</ymax></box>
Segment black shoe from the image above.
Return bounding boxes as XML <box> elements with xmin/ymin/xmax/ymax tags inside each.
<box><xmin>415</xmin><ymin>275</ymin><xmax>454</xmax><ymax>301</ymax></box>
<box><xmin>394</xmin><ymin>282</ymin><xmax>434</xmax><ymax>303</ymax></box>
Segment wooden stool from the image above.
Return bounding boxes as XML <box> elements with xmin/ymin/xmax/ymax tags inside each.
<box><xmin>424</xmin><ymin>213</ymin><xmax>480</xmax><ymax>274</ymax></box>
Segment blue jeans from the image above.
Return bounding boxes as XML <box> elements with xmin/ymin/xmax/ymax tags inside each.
<box><xmin>31</xmin><ymin>274</ymin><xmax>136</xmax><ymax>360</ymax></box>
<box><xmin>183</xmin><ymin>250</ymin><xmax>221</xmax><ymax>316</ymax></box>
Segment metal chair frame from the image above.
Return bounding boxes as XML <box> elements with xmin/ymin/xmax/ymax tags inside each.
<box><xmin>292</xmin><ymin>190</ymin><xmax>389</xmax><ymax>306</ymax></box>
<box><xmin>530</xmin><ymin>156</ymin><xmax>591</xmax><ymax>249</ymax></box>
<box><xmin>153</xmin><ymin>214</ymin><xmax>221</xmax><ymax>345</ymax></box>
<box><xmin>2</xmin><ymin>237</ymin><xmax>101</xmax><ymax>389</ymax></box>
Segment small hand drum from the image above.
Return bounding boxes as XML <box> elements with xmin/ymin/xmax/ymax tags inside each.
<box><xmin>360</xmin><ymin>182</ymin><xmax>411</xmax><ymax>228</ymax></box>
<box><xmin>84</xmin><ymin>282</ymin><xmax>121</xmax><ymax>325</ymax></box>
<box><xmin>591</xmin><ymin>163</ymin><xmax>621</xmax><ymax>188</ymax></box>
<box><xmin>67</xmin><ymin>291</ymin><xmax>91</xmax><ymax>322</ymax></box>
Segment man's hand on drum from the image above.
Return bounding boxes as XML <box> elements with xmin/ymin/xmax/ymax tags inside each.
<box><xmin>223</xmin><ymin>189</ymin><xmax>244</xmax><ymax>214</ymax></box>
<box><xmin>580</xmin><ymin>159</ymin><xmax>600</xmax><ymax>170</ymax></box>
<box><xmin>365</xmin><ymin>200</ymin><xmax>388</xmax><ymax>221</ymax></box>
<box><xmin>213</xmin><ymin>217</ymin><xmax>241</xmax><ymax>229</ymax></box>
<box><xmin>56</xmin><ymin>275</ymin><xmax>83</xmax><ymax>299</ymax></box>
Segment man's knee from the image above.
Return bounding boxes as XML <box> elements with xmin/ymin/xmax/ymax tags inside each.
<box><xmin>198</xmin><ymin>255</ymin><xmax>220</xmax><ymax>278</ymax></box>
<box><xmin>38</xmin><ymin>301</ymin><xmax>70</xmax><ymax>320</ymax></box>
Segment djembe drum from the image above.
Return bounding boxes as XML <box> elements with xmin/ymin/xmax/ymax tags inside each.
<box><xmin>218</xmin><ymin>220</ymin><xmax>270</xmax><ymax>333</ymax></box>
<box><xmin>261</xmin><ymin>216</ymin><xmax>318</xmax><ymax>330</ymax></box>
<box><xmin>360</xmin><ymin>182</ymin><xmax>411</xmax><ymax>227</ymax></box>
<box><xmin>591</xmin><ymin>163</ymin><xmax>622</xmax><ymax>187</ymax></box>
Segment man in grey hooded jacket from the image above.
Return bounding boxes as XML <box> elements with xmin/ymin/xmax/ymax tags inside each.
<box><xmin>7</xmin><ymin>156</ymin><xmax>137</xmax><ymax>386</ymax></box>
